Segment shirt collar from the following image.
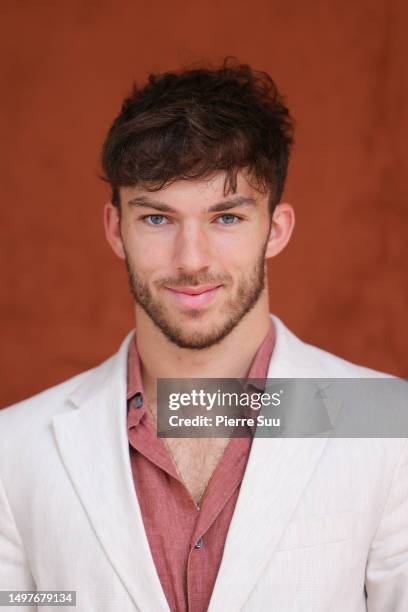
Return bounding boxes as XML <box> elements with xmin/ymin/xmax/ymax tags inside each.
<box><xmin>127</xmin><ymin>319</ymin><xmax>276</xmax><ymax>430</ymax></box>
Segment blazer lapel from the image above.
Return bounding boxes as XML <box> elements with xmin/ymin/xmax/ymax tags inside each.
<box><xmin>208</xmin><ymin>315</ymin><xmax>331</xmax><ymax>612</ymax></box>
<box><xmin>52</xmin><ymin>331</ymin><xmax>170</xmax><ymax>612</ymax></box>
<box><xmin>207</xmin><ymin>437</ymin><xmax>329</xmax><ymax>611</ymax></box>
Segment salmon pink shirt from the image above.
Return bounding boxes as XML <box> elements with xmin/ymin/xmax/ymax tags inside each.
<box><xmin>126</xmin><ymin>320</ymin><xmax>275</xmax><ymax>612</ymax></box>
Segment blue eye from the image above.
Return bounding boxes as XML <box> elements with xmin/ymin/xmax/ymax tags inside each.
<box><xmin>217</xmin><ymin>214</ymin><xmax>240</xmax><ymax>225</ymax></box>
<box><xmin>145</xmin><ymin>215</ymin><xmax>166</xmax><ymax>225</ymax></box>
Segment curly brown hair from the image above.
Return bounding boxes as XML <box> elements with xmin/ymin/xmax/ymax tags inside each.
<box><xmin>101</xmin><ymin>57</ymin><xmax>294</xmax><ymax>215</ymax></box>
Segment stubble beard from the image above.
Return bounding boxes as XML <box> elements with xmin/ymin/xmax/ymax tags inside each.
<box><xmin>123</xmin><ymin>242</ymin><xmax>268</xmax><ymax>350</ymax></box>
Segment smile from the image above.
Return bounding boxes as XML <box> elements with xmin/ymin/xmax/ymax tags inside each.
<box><xmin>164</xmin><ymin>285</ymin><xmax>223</xmax><ymax>309</ymax></box>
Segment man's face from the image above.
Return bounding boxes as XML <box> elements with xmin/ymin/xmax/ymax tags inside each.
<box><xmin>117</xmin><ymin>171</ymin><xmax>273</xmax><ymax>350</ymax></box>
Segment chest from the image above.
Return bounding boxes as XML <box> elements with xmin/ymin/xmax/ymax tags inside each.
<box><xmin>164</xmin><ymin>437</ymin><xmax>231</xmax><ymax>504</ymax></box>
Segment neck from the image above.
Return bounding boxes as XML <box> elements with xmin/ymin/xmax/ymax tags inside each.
<box><xmin>135</xmin><ymin>297</ymin><xmax>272</xmax><ymax>399</ymax></box>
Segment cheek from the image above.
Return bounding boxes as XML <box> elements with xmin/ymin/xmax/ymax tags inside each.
<box><xmin>214</xmin><ymin>236</ymin><xmax>261</xmax><ymax>271</ymax></box>
<box><xmin>215</xmin><ymin>218</ymin><xmax>265</xmax><ymax>247</ymax></box>
<box><xmin>125</xmin><ymin>237</ymin><xmax>167</xmax><ymax>273</ymax></box>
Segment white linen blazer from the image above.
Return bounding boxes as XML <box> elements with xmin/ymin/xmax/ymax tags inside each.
<box><xmin>0</xmin><ymin>314</ymin><xmax>407</xmax><ymax>611</ymax></box>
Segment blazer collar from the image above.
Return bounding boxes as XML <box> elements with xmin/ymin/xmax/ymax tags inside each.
<box><xmin>67</xmin><ymin>314</ymin><xmax>330</xmax><ymax>409</ymax></box>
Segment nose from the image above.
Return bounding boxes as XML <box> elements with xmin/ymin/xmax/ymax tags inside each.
<box><xmin>173</xmin><ymin>222</ymin><xmax>211</xmax><ymax>274</ymax></box>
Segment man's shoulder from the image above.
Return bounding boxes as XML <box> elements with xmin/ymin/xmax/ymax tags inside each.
<box><xmin>0</xmin><ymin>329</ymin><xmax>135</xmax><ymax>440</ymax></box>
<box><xmin>270</xmin><ymin>314</ymin><xmax>395</xmax><ymax>379</ymax></box>
<box><xmin>302</xmin><ymin>341</ymin><xmax>392</xmax><ymax>378</ymax></box>
<box><xmin>0</xmin><ymin>360</ymin><xmax>106</xmax><ymax>433</ymax></box>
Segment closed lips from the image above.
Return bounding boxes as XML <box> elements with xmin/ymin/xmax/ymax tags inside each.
<box><xmin>166</xmin><ymin>285</ymin><xmax>222</xmax><ymax>295</ymax></box>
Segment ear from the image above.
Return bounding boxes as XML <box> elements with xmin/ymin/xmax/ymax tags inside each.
<box><xmin>104</xmin><ymin>202</ymin><xmax>126</xmax><ymax>260</ymax></box>
<box><xmin>265</xmin><ymin>203</ymin><xmax>295</xmax><ymax>259</ymax></box>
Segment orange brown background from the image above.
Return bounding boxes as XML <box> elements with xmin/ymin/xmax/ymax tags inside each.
<box><xmin>1</xmin><ymin>0</ymin><xmax>407</xmax><ymax>407</ymax></box>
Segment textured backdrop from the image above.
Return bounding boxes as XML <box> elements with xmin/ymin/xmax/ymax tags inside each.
<box><xmin>1</xmin><ymin>0</ymin><xmax>407</xmax><ymax>406</ymax></box>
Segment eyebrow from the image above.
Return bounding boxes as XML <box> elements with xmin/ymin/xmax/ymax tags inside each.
<box><xmin>126</xmin><ymin>195</ymin><xmax>257</xmax><ymax>214</ymax></box>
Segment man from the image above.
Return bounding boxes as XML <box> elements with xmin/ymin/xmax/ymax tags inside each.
<box><xmin>0</xmin><ymin>59</ymin><xmax>407</xmax><ymax>611</ymax></box>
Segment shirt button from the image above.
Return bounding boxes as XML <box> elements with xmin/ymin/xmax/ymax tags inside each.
<box><xmin>134</xmin><ymin>392</ymin><xmax>143</xmax><ymax>408</ymax></box>
<box><xmin>194</xmin><ymin>537</ymin><xmax>204</xmax><ymax>549</ymax></box>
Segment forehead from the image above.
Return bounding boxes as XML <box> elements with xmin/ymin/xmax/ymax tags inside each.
<box><xmin>120</xmin><ymin>170</ymin><xmax>268</xmax><ymax>212</ymax></box>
